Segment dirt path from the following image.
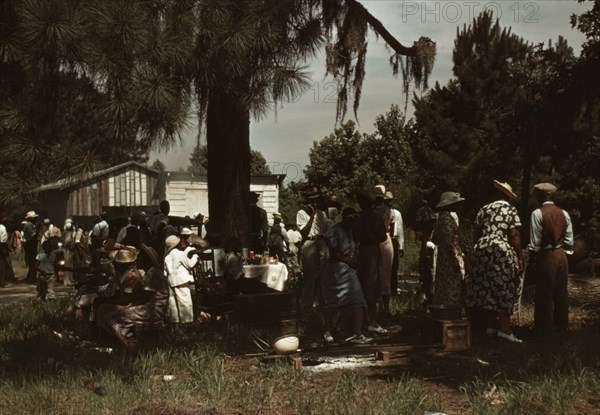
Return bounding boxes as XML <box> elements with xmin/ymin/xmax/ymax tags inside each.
<box><xmin>568</xmin><ymin>275</ymin><xmax>600</xmax><ymax>309</ymax></box>
<box><xmin>0</xmin><ymin>280</ymin><xmax>74</xmax><ymax>305</ymax></box>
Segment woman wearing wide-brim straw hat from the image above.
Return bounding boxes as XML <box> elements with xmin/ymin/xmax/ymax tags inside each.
<box><xmin>465</xmin><ymin>180</ymin><xmax>524</xmax><ymax>343</ymax></box>
<box><xmin>94</xmin><ymin>245</ymin><xmax>146</xmax><ymax>344</ymax></box>
<box><xmin>99</xmin><ymin>244</ymin><xmax>170</xmax><ymax>349</ymax></box>
<box><xmin>431</xmin><ymin>191</ymin><xmax>466</xmax><ymax>308</ymax></box>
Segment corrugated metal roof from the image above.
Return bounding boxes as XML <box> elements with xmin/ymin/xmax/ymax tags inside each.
<box><xmin>32</xmin><ymin>161</ymin><xmax>159</xmax><ymax>192</ymax></box>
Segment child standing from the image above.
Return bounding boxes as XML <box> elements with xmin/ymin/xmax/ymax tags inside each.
<box><xmin>36</xmin><ymin>240</ymin><xmax>57</xmax><ymax>300</ymax></box>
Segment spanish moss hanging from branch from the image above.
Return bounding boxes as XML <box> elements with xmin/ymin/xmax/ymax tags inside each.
<box><xmin>325</xmin><ymin>0</ymin><xmax>436</xmax><ymax>122</ymax></box>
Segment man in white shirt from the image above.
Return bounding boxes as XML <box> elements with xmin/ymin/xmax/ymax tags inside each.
<box><xmin>384</xmin><ymin>191</ymin><xmax>405</xmax><ymax>297</ymax></box>
<box><xmin>527</xmin><ymin>182</ymin><xmax>574</xmax><ymax>334</ymax></box>
<box><xmin>296</xmin><ymin>188</ymin><xmax>329</xmax><ymax>314</ymax></box>
<box><xmin>92</xmin><ymin>213</ymin><xmax>110</xmax><ymax>246</ymax></box>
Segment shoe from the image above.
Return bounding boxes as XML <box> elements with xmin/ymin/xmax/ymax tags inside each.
<box><xmin>486</xmin><ymin>328</ymin><xmax>497</xmax><ymax>337</ymax></box>
<box><xmin>367</xmin><ymin>325</ymin><xmax>388</xmax><ymax>334</ymax></box>
<box><xmin>497</xmin><ymin>331</ymin><xmax>523</xmax><ymax>343</ymax></box>
<box><xmin>345</xmin><ymin>334</ymin><xmax>373</xmax><ymax>344</ymax></box>
<box><xmin>323</xmin><ymin>333</ymin><xmax>334</xmax><ymax>343</ymax></box>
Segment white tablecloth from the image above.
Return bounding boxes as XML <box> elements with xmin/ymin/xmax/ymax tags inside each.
<box><xmin>243</xmin><ymin>263</ymin><xmax>288</xmax><ymax>291</ymax></box>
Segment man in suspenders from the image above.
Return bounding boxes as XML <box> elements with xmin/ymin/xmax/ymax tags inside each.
<box><xmin>528</xmin><ymin>182</ymin><xmax>574</xmax><ymax>335</ymax></box>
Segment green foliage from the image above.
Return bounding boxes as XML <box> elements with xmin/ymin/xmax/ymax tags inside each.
<box><xmin>187</xmin><ymin>144</ymin><xmax>270</xmax><ymax>176</ymax></box>
<box><xmin>1</xmin><ymin>0</ymin><xmax>434</xmax><ymax>240</ymax></box>
<box><xmin>409</xmin><ymin>10</ymin><xmax>600</xmax><ymax>232</ymax></box>
<box><xmin>187</xmin><ymin>144</ymin><xmax>207</xmax><ymax>175</ymax></box>
<box><xmin>150</xmin><ymin>159</ymin><xmax>166</xmax><ymax>172</ymax></box>
<box><xmin>412</xmin><ymin>11</ymin><xmax>534</xmax><ymax>214</ymax></box>
<box><xmin>304</xmin><ymin>105</ymin><xmax>416</xmax><ymax>211</ymax></box>
<box><xmin>0</xmin><ymin>0</ymin><xmax>191</xmax><ymax>204</ymax></box>
<box><xmin>278</xmin><ymin>180</ymin><xmax>305</xmax><ymax>225</ymax></box>
<box><xmin>250</xmin><ymin>150</ymin><xmax>271</xmax><ymax>175</ymax></box>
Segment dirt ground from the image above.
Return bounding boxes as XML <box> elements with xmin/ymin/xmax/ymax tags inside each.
<box><xmin>286</xmin><ymin>275</ymin><xmax>600</xmax><ymax>414</ymax></box>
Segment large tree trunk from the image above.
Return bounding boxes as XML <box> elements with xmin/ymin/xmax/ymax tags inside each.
<box><xmin>206</xmin><ymin>87</ymin><xmax>251</xmax><ymax>246</ymax></box>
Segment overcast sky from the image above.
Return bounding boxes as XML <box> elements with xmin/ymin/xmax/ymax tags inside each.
<box><xmin>150</xmin><ymin>0</ymin><xmax>591</xmax><ymax>181</ymax></box>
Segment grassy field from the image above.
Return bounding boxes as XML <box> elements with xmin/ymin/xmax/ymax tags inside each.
<box><xmin>1</xmin><ymin>251</ymin><xmax>599</xmax><ymax>414</ymax></box>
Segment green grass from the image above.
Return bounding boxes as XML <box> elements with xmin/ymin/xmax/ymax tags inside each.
<box><xmin>0</xmin><ymin>298</ymin><xmax>445</xmax><ymax>414</ymax></box>
<box><xmin>2</xmin><ymin>254</ymin><xmax>599</xmax><ymax>414</ymax></box>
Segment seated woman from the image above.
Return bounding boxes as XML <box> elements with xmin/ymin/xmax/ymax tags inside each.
<box><xmin>99</xmin><ymin>244</ymin><xmax>168</xmax><ymax>348</ymax></box>
<box><xmin>222</xmin><ymin>237</ymin><xmax>278</xmax><ymax>294</ymax></box>
<box><xmin>93</xmin><ymin>246</ymin><xmax>147</xmax><ymax>343</ymax></box>
<box><xmin>322</xmin><ymin>208</ymin><xmax>371</xmax><ymax>345</ymax></box>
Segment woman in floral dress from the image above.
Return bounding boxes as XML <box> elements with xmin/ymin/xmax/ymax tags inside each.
<box><xmin>431</xmin><ymin>192</ymin><xmax>466</xmax><ymax>307</ymax></box>
<box><xmin>465</xmin><ymin>181</ymin><xmax>524</xmax><ymax>343</ymax></box>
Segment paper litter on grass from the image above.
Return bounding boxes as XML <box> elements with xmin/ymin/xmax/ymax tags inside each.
<box><xmin>302</xmin><ymin>356</ymin><xmax>376</xmax><ymax>372</ymax></box>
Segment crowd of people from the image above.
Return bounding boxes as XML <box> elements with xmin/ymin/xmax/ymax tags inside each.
<box><xmin>426</xmin><ymin>181</ymin><xmax>573</xmax><ymax>343</ymax></box>
<box><xmin>0</xmin><ymin>178</ymin><xmax>574</xmax><ymax>348</ymax></box>
<box><xmin>290</xmin><ymin>186</ymin><xmax>405</xmax><ymax>344</ymax></box>
<box><xmin>281</xmin><ymin>180</ymin><xmax>572</xmax><ymax>345</ymax></box>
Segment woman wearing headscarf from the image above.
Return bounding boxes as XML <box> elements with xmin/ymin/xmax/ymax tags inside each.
<box><xmin>465</xmin><ymin>181</ymin><xmax>524</xmax><ymax>343</ymax></box>
<box><xmin>164</xmin><ymin>235</ymin><xmax>199</xmax><ymax>323</ymax></box>
<box><xmin>431</xmin><ymin>192</ymin><xmax>466</xmax><ymax>307</ymax></box>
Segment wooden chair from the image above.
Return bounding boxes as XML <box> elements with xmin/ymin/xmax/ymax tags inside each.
<box><xmin>193</xmin><ymin>250</ymin><xmax>233</xmax><ymax>319</ymax></box>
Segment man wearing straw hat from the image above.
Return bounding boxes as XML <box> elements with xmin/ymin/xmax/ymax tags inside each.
<box><xmin>22</xmin><ymin>210</ymin><xmax>39</xmax><ymax>284</ymax></box>
<box><xmin>528</xmin><ymin>182</ymin><xmax>574</xmax><ymax>335</ymax></box>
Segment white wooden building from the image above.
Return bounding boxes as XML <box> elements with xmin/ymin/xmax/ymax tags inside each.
<box><xmin>162</xmin><ymin>172</ymin><xmax>285</xmax><ymax>223</ymax></box>
<box><xmin>33</xmin><ymin>162</ymin><xmax>285</xmax><ymax>226</ymax></box>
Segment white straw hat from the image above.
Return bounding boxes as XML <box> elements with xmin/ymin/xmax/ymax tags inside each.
<box><xmin>493</xmin><ymin>180</ymin><xmax>517</xmax><ymax>200</ymax></box>
<box><xmin>436</xmin><ymin>192</ymin><xmax>465</xmax><ymax>208</ymax></box>
<box><xmin>25</xmin><ymin>211</ymin><xmax>38</xmax><ymax>219</ymax></box>
<box><xmin>165</xmin><ymin>235</ymin><xmax>181</xmax><ymax>252</ymax></box>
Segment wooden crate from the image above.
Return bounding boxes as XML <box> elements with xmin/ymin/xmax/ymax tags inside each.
<box><xmin>421</xmin><ymin>316</ymin><xmax>471</xmax><ymax>351</ymax></box>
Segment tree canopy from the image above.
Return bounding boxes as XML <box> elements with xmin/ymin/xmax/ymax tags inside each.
<box><xmin>304</xmin><ymin>105</ymin><xmax>416</xmax><ymax>210</ymax></box>
<box><xmin>297</xmin><ymin>7</ymin><xmax>600</xmax><ymax>241</ymax></box>
<box><xmin>187</xmin><ymin>145</ymin><xmax>270</xmax><ymax>176</ymax></box>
